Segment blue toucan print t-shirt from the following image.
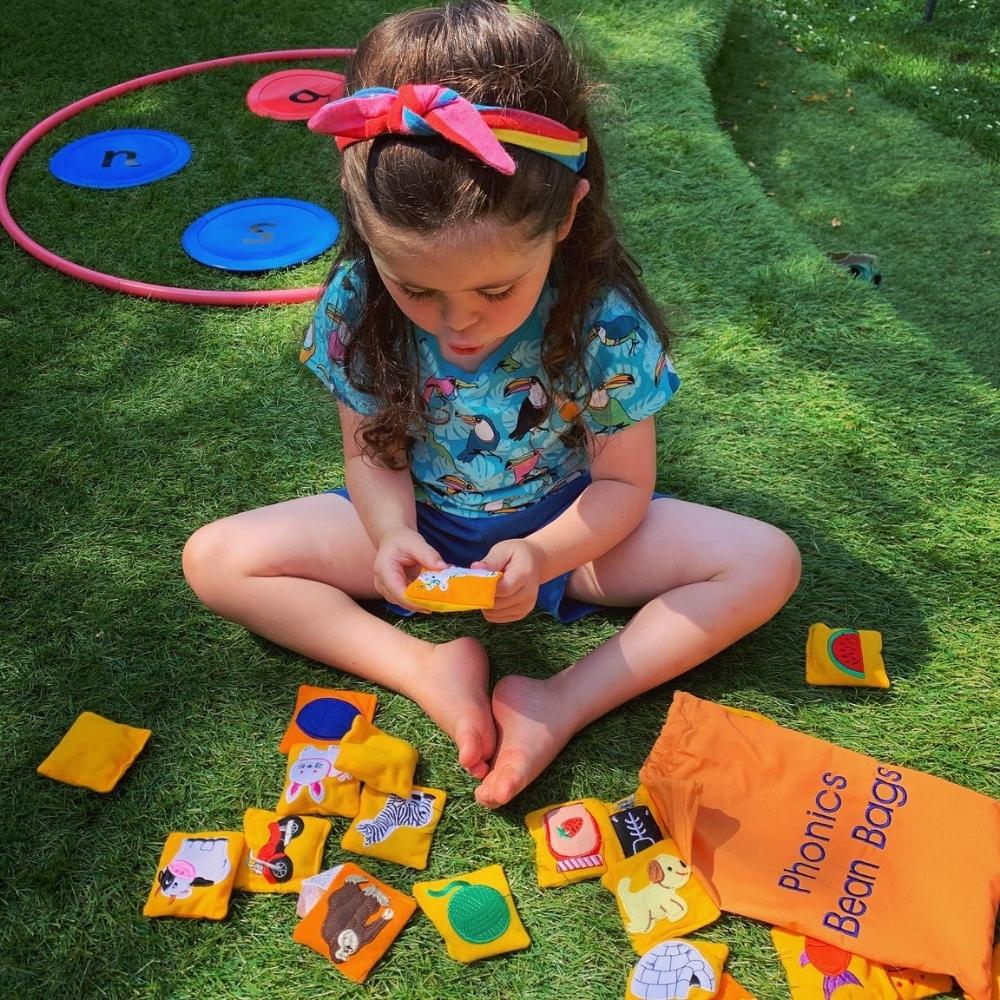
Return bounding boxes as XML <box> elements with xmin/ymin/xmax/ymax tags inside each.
<box><xmin>301</xmin><ymin>261</ymin><xmax>680</xmax><ymax>518</ymax></box>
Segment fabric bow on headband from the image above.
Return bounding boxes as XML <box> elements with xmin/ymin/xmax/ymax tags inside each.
<box><xmin>307</xmin><ymin>83</ymin><xmax>587</xmax><ymax>175</ymax></box>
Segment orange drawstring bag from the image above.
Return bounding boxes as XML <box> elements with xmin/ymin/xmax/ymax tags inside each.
<box><xmin>640</xmin><ymin>692</ymin><xmax>1000</xmax><ymax>1000</ymax></box>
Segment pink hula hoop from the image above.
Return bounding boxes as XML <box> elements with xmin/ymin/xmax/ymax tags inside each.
<box><xmin>0</xmin><ymin>48</ymin><xmax>354</xmax><ymax>307</ymax></box>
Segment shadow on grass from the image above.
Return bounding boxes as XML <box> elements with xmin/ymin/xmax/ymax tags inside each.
<box><xmin>707</xmin><ymin>6</ymin><xmax>999</xmax><ymax>386</ymax></box>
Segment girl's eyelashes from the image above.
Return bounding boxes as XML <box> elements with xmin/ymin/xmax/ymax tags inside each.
<box><xmin>398</xmin><ymin>285</ymin><xmax>515</xmax><ymax>303</ymax></box>
<box><xmin>399</xmin><ymin>286</ymin><xmax>434</xmax><ymax>301</ymax></box>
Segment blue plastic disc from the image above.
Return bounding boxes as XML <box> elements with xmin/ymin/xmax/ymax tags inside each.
<box><xmin>295</xmin><ymin>698</ymin><xmax>361</xmax><ymax>741</ymax></box>
<box><xmin>49</xmin><ymin>128</ymin><xmax>192</xmax><ymax>189</ymax></box>
<box><xmin>181</xmin><ymin>197</ymin><xmax>339</xmax><ymax>272</ymax></box>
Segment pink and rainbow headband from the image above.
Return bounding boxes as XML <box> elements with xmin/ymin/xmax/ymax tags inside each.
<box><xmin>307</xmin><ymin>83</ymin><xmax>587</xmax><ymax>175</ymax></box>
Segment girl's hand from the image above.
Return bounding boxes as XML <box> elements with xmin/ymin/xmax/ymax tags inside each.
<box><xmin>373</xmin><ymin>527</ymin><xmax>446</xmax><ymax>612</ymax></box>
<box><xmin>472</xmin><ymin>539</ymin><xmax>544</xmax><ymax>623</ymax></box>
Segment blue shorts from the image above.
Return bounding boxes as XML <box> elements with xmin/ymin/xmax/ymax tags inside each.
<box><xmin>328</xmin><ymin>474</ymin><xmax>668</xmax><ymax>623</ymax></box>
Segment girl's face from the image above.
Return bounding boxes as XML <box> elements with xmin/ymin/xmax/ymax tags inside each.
<box><xmin>370</xmin><ymin>223</ymin><xmax>556</xmax><ymax>368</ymax></box>
<box><xmin>367</xmin><ymin>181</ymin><xmax>588</xmax><ymax>369</ymax></box>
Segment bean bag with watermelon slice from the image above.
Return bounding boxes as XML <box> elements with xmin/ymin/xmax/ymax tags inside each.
<box><xmin>805</xmin><ymin>623</ymin><xmax>890</xmax><ymax>688</ymax></box>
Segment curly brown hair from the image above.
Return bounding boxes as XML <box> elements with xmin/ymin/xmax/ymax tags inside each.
<box><xmin>322</xmin><ymin>0</ymin><xmax>672</xmax><ymax>468</ymax></box>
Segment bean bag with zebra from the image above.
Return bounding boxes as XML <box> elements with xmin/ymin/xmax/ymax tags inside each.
<box><xmin>341</xmin><ymin>785</ymin><xmax>447</xmax><ymax>870</ymax></box>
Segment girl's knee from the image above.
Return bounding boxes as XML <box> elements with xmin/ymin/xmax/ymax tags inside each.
<box><xmin>743</xmin><ymin>523</ymin><xmax>802</xmax><ymax>607</ymax></box>
<box><xmin>182</xmin><ymin>519</ymin><xmax>245</xmax><ymax>606</ymax></box>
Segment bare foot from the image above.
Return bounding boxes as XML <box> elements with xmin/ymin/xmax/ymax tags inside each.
<box><xmin>409</xmin><ymin>637</ymin><xmax>495</xmax><ymax>779</ymax></box>
<box><xmin>474</xmin><ymin>674</ymin><xmax>576</xmax><ymax>808</ymax></box>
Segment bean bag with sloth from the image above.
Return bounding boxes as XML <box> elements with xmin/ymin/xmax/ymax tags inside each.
<box><xmin>292</xmin><ymin>862</ymin><xmax>416</xmax><ymax>983</ymax></box>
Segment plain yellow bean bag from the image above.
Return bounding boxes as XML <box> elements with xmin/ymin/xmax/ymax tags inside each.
<box><xmin>37</xmin><ymin>711</ymin><xmax>150</xmax><ymax>792</ymax></box>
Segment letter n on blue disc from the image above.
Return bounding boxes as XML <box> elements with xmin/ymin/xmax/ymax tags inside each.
<box><xmin>181</xmin><ymin>197</ymin><xmax>339</xmax><ymax>272</ymax></box>
<box><xmin>49</xmin><ymin>129</ymin><xmax>192</xmax><ymax>189</ymax></box>
<box><xmin>295</xmin><ymin>697</ymin><xmax>360</xmax><ymax>741</ymax></box>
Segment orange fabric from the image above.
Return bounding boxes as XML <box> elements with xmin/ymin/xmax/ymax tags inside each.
<box><xmin>292</xmin><ymin>862</ymin><xmax>416</xmax><ymax>983</ymax></box>
<box><xmin>278</xmin><ymin>685</ymin><xmax>377</xmax><ymax>754</ymax></box>
<box><xmin>963</xmin><ymin>943</ymin><xmax>1000</xmax><ymax>1000</ymax></box>
<box><xmin>404</xmin><ymin>566</ymin><xmax>501</xmax><ymax>612</ymax></box>
<box><xmin>716</xmin><ymin>973</ymin><xmax>757</xmax><ymax>999</ymax></box>
<box><xmin>639</xmin><ymin>693</ymin><xmax>1000</xmax><ymax>1000</ymax></box>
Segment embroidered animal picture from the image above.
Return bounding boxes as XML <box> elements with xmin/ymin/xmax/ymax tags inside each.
<box><xmin>321</xmin><ymin>873</ymin><xmax>395</xmax><ymax>963</ymax></box>
<box><xmin>356</xmin><ymin>790</ymin><xmax>435</xmax><ymax>846</ymax></box>
<box><xmin>143</xmin><ymin>830</ymin><xmax>243</xmax><ymax>920</ymax></box>
<box><xmin>292</xmin><ymin>862</ymin><xmax>417</xmax><ymax>983</ymax></box>
<box><xmin>157</xmin><ymin>836</ymin><xmax>233</xmax><ymax>900</ymax></box>
<box><xmin>341</xmin><ymin>785</ymin><xmax>447</xmax><ymax>869</ymax></box>
<box><xmin>286</xmin><ymin>744</ymin><xmax>350</xmax><ymax>804</ymax></box>
<box><xmin>602</xmin><ymin>840</ymin><xmax>721</xmax><ymax>953</ymax></box>
<box><xmin>277</xmin><ymin>741</ymin><xmax>361</xmax><ymax>818</ymax></box>
<box><xmin>618</xmin><ymin>852</ymin><xmax>691</xmax><ymax>933</ymax></box>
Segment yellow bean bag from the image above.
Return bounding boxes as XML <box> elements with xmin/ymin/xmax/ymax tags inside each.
<box><xmin>276</xmin><ymin>742</ymin><xmax>361</xmax><ymax>818</ymax></box>
<box><xmin>142</xmin><ymin>831</ymin><xmax>243</xmax><ymax>920</ymax></box>
<box><xmin>602</xmin><ymin>840</ymin><xmax>721</xmax><ymax>955</ymax></box>
<box><xmin>37</xmin><ymin>711</ymin><xmax>151</xmax><ymax>792</ymax></box>
<box><xmin>626</xmin><ymin>939</ymin><xmax>729</xmax><ymax>1000</ymax></box>
<box><xmin>336</xmin><ymin>716</ymin><xmax>418</xmax><ymax>798</ymax></box>
<box><xmin>805</xmin><ymin>623</ymin><xmax>889</xmax><ymax>688</ymax></box>
<box><xmin>413</xmin><ymin>864</ymin><xmax>530</xmax><ymax>963</ymax></box>
<box><xmin>772</xmin><ymin>927</ymin><xmax>900</xmax><ymax>999</ymax></box>
<box><xmin>525</xmin><ymin>797</ymin><xmax>616</xmax><ymax>887</ymax></box>
<box><xmin>233</xmin><ymin>808</ymin><xmax>330</xmax><ymax>894</ymax></box>
<box><xmin>341</xmin><ymin>785</ymin><xmax>446</xmax><ymax>869</ymax></box>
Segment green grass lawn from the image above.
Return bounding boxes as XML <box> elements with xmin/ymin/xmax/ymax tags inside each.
<box><xmin>1</xmin><ymin>0</ymin><xmax>997</xmax><ymax>997</ymax></box>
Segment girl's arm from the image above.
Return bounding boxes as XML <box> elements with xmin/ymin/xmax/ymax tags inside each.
<box><xmin>472</xmin><ymin>417</ymin><xmax>657</xmax><ymax>622</ymax></box>
<box><xmin>338</xmin><ymin>402</ymin><xmax>445</xmax><ymax>606</ymax></box>
<box><xmin>526</xmin><ymin>416</ymin><xmax>657</xmax><ymax>581</ymax></box>
<box><xmin>339</xmin><ymin>402</ymin><xmax>418</xmax><ymax>544</ymax></box>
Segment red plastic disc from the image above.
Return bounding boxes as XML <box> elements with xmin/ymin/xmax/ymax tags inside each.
<box><xmin>246</xmin><ymin>69</ymin><xmax>346</xmax><ymax>121</ymax></box>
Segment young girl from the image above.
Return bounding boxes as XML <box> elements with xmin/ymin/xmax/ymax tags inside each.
<box><xmin>183</xmin><ymin>0</ymin><xmax>801</xmax><ymax>809</ymax></box>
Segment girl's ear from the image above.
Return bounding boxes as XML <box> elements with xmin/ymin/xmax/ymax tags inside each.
<box><xmin>555</xmin><ymin>179</ymin><xmax>591</xmax><ymax>242</ymax></box>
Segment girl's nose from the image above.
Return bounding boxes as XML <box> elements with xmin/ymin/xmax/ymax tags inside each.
<box><xmin>441</xmin><ymin>297</ymin><xmax>478</xmax><ymax>332</ymax></box>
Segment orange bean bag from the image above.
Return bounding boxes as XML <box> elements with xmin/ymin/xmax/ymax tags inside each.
<box><xmin>640</xmin><ymin>692</ymin><xmax>1000</xmax><ymax>1000</ymax></box>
